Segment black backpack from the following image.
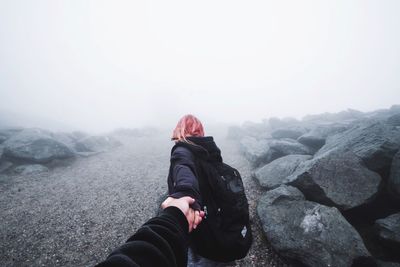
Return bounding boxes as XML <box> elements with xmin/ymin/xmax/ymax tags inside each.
<box><xmin>173</xmin><ymin>144</ymin><xmax>252</xmax><ymax>262</ymax></box>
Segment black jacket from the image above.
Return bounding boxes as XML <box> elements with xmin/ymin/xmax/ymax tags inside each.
<box><xmin>167</xmin><ymin>136</ymin><xmax>222</xmax><ymax>211</ymax></box>
<box><xmin>96</xmin><ymin>207</ymin><xmax>189</xmax><ymax>267</ymax></box>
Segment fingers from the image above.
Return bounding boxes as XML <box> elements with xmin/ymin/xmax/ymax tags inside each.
<box><xmin>180</xmin><ymin>196</ymin><xmax>195</xmax><ymax>205</ymax></box>
<box><xmin>160</xmin><ymin>196</ymin><xmax>205</xmax><ymax>232</ymax></box>
<box><xmin>187</xmin><ymin>208</ymin><xmax>195</xmax><ymax>232</ymax></box>
<box><xmin>193</xmin><ymin>210</ymin><xmax>202</xmax><ymax>230</ymax></box>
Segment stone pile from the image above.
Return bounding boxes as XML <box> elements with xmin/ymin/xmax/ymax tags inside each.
<box><xmin>233</xmin><ymin>105</ymin><xmax>400</xmax><ymax>266</ymax></box>
<box><xmin>0</xmin><ymin>128</ymin><xmax>121</xmax><ymax>175</ymax></box>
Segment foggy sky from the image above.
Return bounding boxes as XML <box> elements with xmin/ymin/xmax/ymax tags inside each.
<box><xmin>1</xmin><ymin>0</ymin><xmax>399</xmax><ymax>133</ymax></box>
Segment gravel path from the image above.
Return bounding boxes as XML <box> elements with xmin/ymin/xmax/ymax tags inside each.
<box><xmin>0</xmin><ymin>134</ymin><xmax>292</xmax><ymax>267</ymax></box>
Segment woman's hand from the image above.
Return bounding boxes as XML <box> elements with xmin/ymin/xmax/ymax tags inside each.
<box><xmin>161</xmin><ymin>196</ymin><xmax>205</xmax><ymax>232</ymax></box>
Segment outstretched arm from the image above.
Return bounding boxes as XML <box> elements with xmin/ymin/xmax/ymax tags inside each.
<box><xmin>96</xmin><ymin>197</ymin><xmax>202</xmax><ymax>267</ymax></box>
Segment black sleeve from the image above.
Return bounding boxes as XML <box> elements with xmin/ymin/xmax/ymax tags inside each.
<box><xmin>169</xmin><ymin>146</ymin><xmax>201</xmax><ymax>210</ymax></box>
<box><xmin>95</xmin><ymin>207</ymin><xmax>189</xmax><ymax>267</ymax></box>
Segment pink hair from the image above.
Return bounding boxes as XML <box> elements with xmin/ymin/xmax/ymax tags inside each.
<box><xmin>172</xmin><ymin>114</ymin><xmax>205</xmax><ymax>142</ymax></box>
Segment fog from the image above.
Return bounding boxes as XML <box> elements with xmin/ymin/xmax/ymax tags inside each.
<box><xmin>1</xmin><ymin>0</ymin><xmax>399</xmax><ymax>133</ymax></box>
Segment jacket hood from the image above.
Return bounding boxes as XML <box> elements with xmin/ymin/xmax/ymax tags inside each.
<box><xmin>176</xmin><ymin>136</ymin><xmax>223</xmax><ymax>163</ymax></box>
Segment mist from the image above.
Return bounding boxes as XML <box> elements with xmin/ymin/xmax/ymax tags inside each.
<box><xmin>1</xmin><ymin>0</ymin><xmax>399</xmax><ymax>133</ymax></box>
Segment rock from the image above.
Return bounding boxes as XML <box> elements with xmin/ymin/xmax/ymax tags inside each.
<box><xmin>297</xmin><ymin>124</ymin><xmax>348</xmax><ymax>150</ymax></box>
<box><xmin>2</xmin><ymin>128</ymin><xmax>75</xmax><ymax>163</ymax></box>
<box><xmin>70</xmin><ymin>131</ymin><xmax>88</xmax><ymax>140</ymax></box>
<box><xmin>271</xmin><ymin>127</ymin><xmax>306</xmax><ymax>140</ymax></box>
<box><xmin>287</xmin><ymin>149</ymin><xmax>381</xmax><ymax>210</ymax></box>
<box><xmin>267</xmin><ymin>117</ymin><xmax>300</xmax><ymax>130</ymax></box>
<box><xmin>226</xmin><ymin>126</ymin><xmax>247</xmax><ymax>140</ymax></box>
<box><xmin>51</xmin><ymin>132</ymin><xmax>77</xmax><ymax>150</ymax></box>
<box><xmin>0</xmin><ymin>135</ymin><xmax>7</xmax><ymax>144</ymax></box>
<box><xmin>375</xmin><ymin>213</ymin><xmax>400</xmax><ymax>250</ymax></box>
<box><xmin>0</xmin><ymin>128</ymin><xmax>23</xmax><ymax>144</ymax></box>
<box><xmin>265</xmin><ymin>138</ymin><xmax>311</xmax><ymax>162</ymax></box>
<box><xmin>239</xmin><ymin>136</ymin><xmax>270</xmax><ymax>167</ymax></box>
<box><xmin>376</xmin><ymin>260</ymin><xmax>400</xmax><ymax>267</ymax></box>
<box><xmin>14</xmin><ymin>164</ymin><xmax>49</xmax><ymax>175</ymax></box>
<box><xmin>0</xmin><ymin>161</ymin><xmax>13</xmax><ymax>173</ymax></box>
<box><xmin>316</xmin><ymin>121</ymin><xmax>400</xmax><ymax>172</ymax></box>
<box><xmin>257</xmin><ymin>185</ymin><xmax>372</xmax><ymax>267</ymax></box>
<box><xmin>386</xmin><ymin>113</ymin><xmax>400</xmax><ymax>127</ymax></box>
<box><xmin>75</xmin><ymin>151</ymin><xmax>102</xmax><ymax>157</ymax></box>
<box><xmin>74</xmin><ymin>135</ymin><xmax>122</xmax><ymax>153</ymax></box>
<box><xmin>240</xmin><ymin>137</ymin><xmax>311</xmax><ymax>167</ymax></box>
<box><xmin>302</xmin><ymin>109</ymin><xmax>365</xmax><ymax>124</ymax></box>
<box><xmin>389</xmin><ymin>151</ymin><xmax>400</xmax><ymax>199</ymax></box>
<box><xmin>253</xmin><ymin>155</ymin><xmax>312</xmax><ymax>190</ymax></box>
<box><xmin>241</xmin><ymin>121</ymin><xmax>270</xmax><ymax>139</ymax></box>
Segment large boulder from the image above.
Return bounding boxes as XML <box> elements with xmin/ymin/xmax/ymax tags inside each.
<box><xmin>271</xmin><ymin>127</ymin><xmax>307</xmax><ymax>140</ymax></box>
<box><xmin>74</xmin><ymin>135</ymin><xmax>122</xmax><ymax>153</ymax></box>
<box><xmin>239</xmin><ymin>136</ymin><xmax>270</xmax><ymax>167</ymax></box>
<box><xmin>257</xmin><ymin>185</ymin><xmax>372</xmax><ymax>267</ymax></box>
<box><xmin>253</xmin><ymin>154</ymin><xmax>312</xmax><ymax>190</ymax></box>
<box><xmin>302</xmin><ymin>109</ymin><xmax>365</xmax><ymax>124</ymax></box>
<box><xmin>51</xmin><ymin>132</ymin><xmax>77</xmax><ymax>152</ymax></box>
<box><xmin>297</xmin><ymin>124</ymin><xmax>348</xmax><ymax>150</ymax></box>
<box><xmin>389</xmin><ymin>151</ymin><xmax>400</xmax><ymax>199</ymax></box>
<box><xmin>376</xmin><ymin>260</ymin><xmax>400</xmax><ymax>267</ymax></box>
<box><xmin>386</xmin><ymin>113</ymin><xmax>400</xmax><ymax>127</ymax></box>
<box><xmin>267</xmin><ymin>138</ymin><xmax>311</xmax><ymax>156</ymax></box>
<box><xmin>0</xmin><ymin>128</ymin><xmax>23</xmax><ymax>144</ymax></box>
<box><xmin>374</xmin><ymin>213</ymin><xmax>400</xmax><ymax>250</ymax></box>
<box><xmin>240</xmin><ymin>137</ymin><xmax>311</xmax><ymax>167</ymax></box>
<box><xmin>14</xmin><ymin>164</ymin><xmax>49</xmax><ymax>175</ymax></box>
<box><xmin>2</xmin><ymin>128</ymin><xmax>74</xmax><ymax>163</ymax></box>
<box><xmin>316</xmin><ymin>121</ymin><xmax>400</xmax><ymax>172</ymax></box>
<box><xmin>287</xmin><ymin>149</ymin><xmax>381</xmax><ymax>210</ymax></box>
<box><xmin>0</xmin><ymin>160</ymin><xmax>13</xmax><ymax>173</ymax></box>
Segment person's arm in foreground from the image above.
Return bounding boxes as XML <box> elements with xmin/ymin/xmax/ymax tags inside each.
<box><xmin>96</xmin><ymin>197</ymin><xmax>203</xmax><ymax>267</ymax></box>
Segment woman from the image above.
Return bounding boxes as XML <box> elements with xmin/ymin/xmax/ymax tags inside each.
<box><xmin>167</xmin><ymin>114</ymin><xmax>233</xmax><ymax>267</ymax></box>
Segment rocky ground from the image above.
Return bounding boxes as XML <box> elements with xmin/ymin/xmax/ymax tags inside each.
<box><xmin>0</xmin><ymin>133</ymin><xmax>291</xmax><ymax>267</ymax></box>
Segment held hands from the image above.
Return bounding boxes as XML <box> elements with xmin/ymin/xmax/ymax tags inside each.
<box><xmin>161</xmin><ymin>196</ymin><xmax>205</xmax><ymax>232</ymax></box>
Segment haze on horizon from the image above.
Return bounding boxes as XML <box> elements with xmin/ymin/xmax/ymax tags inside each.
<box><xmin>1</xmin><ymin>0</ymin><xmax>399</xmax><ymax>133</ymax></box>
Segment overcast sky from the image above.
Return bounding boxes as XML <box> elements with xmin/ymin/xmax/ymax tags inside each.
<box><xmin>0</xmin><ymin>0</ymin><xmax>399</xmax><ymax>132</ymax></box>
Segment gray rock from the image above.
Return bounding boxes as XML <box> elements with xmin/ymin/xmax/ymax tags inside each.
<box><xmin>51</xmin><ymin>132</ymin><xmax>76</xmax><ymax>150</ymax></box>
<box><xmin>376</xmin><ymin>260</ymin><xmax>400</xmax><ymax>267</ymax></box>
<box><xmin>386</xmin><ymin>113</ymin><xmax>400</xmax><ymax>127</ymax></box>
<box><xmin>375</xmin><ymin>213</ymin><xmax>400</xmax><ymax>250</ymax></box>
<box><xmin>2</xmin><ymin>128</ymin><xmax>74</xmax><ymax>163</ymax></box>
<box><xmin>239</xmin><ymin>136</ymin><xmax>270</xmax><ymax>167</ymax></box>
<box><xmin>75</xmin><ymin>151</ymin><xmax>102</xmax><ymax>157</ymax></box>
<box><xmin>287</xmin><ymin>149</ymin><xmax>381</xmax><ymax>210</ymax></box>
<box><xmin>297</xmin><ymin>124</ymin><xmax>348</xmax><ymax>150</ymax></box>
<box><xmin>268</xmin><ymin>117</ymin><xmax>300</xmax><ymax>130</ymax></box>
<box><xmin>265</xmin><ymin>138</ymin><xmax>311</xmax><ymax>162</ymax></box>
<box><xmin>302</xmin><ymin>109</ymin><xmax>365</xmax><ymax>124</ymax></box>
<box><xmin>0</xmin><ymin>161</ymin><xmax>13</xmax><ymax>173</ymax></box>
<box><xmin>0</xmin><ymin>128</ymin><xmax>23</xmax><ymax>144</ymax></box>
<box><xmin>14</xmin><ymin>164</ymin><xmax>49</xmax><ymax>175</ymax></box>
<box><xmin>74</xmin><ymin>135</ymin><xmax>122</xmax><ymax>153</ymax></box>
<box><xmin>241</xmin><ymin>121</ymin><xmax>270</xmax><ymax>139</ymax></box>
<box><xmin>240</xmin><ymin>137</ymin><xmax>311</xmax><ymax>167</ymax></box>
<box><xmin>389</xmin><ymin>151</ymin><xmax>400</xmax><ymax>199</ymax></box>
<box><xmin>253</xmin><ymin>155</ymin><xmax>312</xmax><ymax>190</ymax></box>
<box><xmin>271</xmin><ymin>128</ymin><xmax>306</xmax><ymax>140</ymax></box>
<box><xmin>316</xmin><ymin>121</ymin><xmax>400</xmax><ymax>172</ymax></box>
<box><xmin>257</xmin><ymin>185</ymin><xmax>372</xmax><ymax>267</ymax></box>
